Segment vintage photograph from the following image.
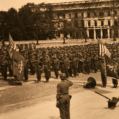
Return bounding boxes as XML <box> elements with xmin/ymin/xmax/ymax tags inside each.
<box><xmin>0</xmin><ymin>0</ymin><xmax>119</xmax><ymax>119</ymax></box>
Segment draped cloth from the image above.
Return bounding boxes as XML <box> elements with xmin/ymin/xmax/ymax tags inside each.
<box><xmin>12</xmin><ymin>50</ymin><xmax>25</xmax><ymax>80</ymax></box>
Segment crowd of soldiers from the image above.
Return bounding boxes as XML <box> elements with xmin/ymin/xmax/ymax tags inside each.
<box><xmin>1</xmin><ymin>40</ymin><xmax>119</xmax><ymax>84</ymax></box>
<box><xmin>19</xmin><ymin>43</ymin><xmax>102</xmax><ymax>82</ymax></box>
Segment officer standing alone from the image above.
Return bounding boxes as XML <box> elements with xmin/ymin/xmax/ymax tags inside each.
<box><xmin>56</xmin><ymin>73</ymin><xmax>73</xmax><ymax>119</ymax></box>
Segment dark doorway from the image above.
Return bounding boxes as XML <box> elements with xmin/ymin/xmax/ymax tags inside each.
<box><xmin>96</xmin><ymin>29</ymin><xmax>101</xmax><ymax>39</ymax></box>
<box><xmin>89</xmin><ymin>29</ymin><xmax>94</xmax><ymax>39</ymax></box>
<box><xmin>102</xmin><ymin>29</ymin><xmax>108</xmax><ymax>38</ymax></box>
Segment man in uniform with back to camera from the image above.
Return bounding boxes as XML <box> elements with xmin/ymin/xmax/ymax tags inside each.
<box><xmin>56</xmin><ymin>73</ymin><xmax>73</xmax><ymax>119</ymax></box>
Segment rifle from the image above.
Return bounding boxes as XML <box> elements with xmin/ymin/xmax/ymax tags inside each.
<box><xmin>95</xmin><ymin>91</ymin><xmax>119</xmax><ymax>109</ymax></box>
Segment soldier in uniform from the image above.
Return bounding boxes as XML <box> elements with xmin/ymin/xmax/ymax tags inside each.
<box><xmin>52</xmin><ymin>55</ymin><xmax>60</xmax><ymax>79</ymax></box>
<box><xmin>29</xmin><ymin>45</ymin><xmax>42</xmax><ymax>82</ymax></box>
<box><xmin>43</xmin><ymin>55</ymin><xmax>51</xmax><ymax>82</ymax></box>
<box><xmin>1</xmin><ymin>40</ymin><xmax>9</xmax><ymax>80</ymax></box>
<box><xmin>20</xmin><ymin>44</ymin><xmax>29</xmax><ymax>81</ymax></box>
<box><xmin>0</xmin><ymin>44</ymin><xmax>2</xmax><ymax>76</ymax></box>
<box><xmin>99</xmin><ymin>57</ymin><xmax>107</xmax><ymax>87</ymax></box>
<box><xmin>71</xmin><ymin>54</ymin><xmax>79</xmax><ymax>77</ymax></box>
<box><xmin>56</xmin><ymin>73</ymin><xmax>73</xmax><ymax>119</ymax></box>
<box><xmin>78</xmin><ymin>54</ymin><xmax>84</xmax><ymax>73</ymax></box>
<box><xmin>62</xmin><ymin>55</ymin><xmax>70</xmax><ymax>78</ymax></box>
<box><xmin>111</xmin><ymin>61</ymin><xmax>119</xmax><ymax>88</ymax></box>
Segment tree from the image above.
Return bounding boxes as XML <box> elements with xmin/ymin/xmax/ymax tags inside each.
<box><xmin>19</xmin><ymin>3</ymin><xmax>35</xmax><ymax>40</ymax></box>
<box><xmin>19</xmin><ymin>3</ymin><xmax>54</xmax><ymax>40</ymax></box>
<box><xmin>0</xmin><ymin>11</ymin><xmax>8</xmax><ymax>40</ymax></box>
<box><xmin>6</xmin><ymin>8</ymin><xmax>24</xmax><ymax>40</ymax></box>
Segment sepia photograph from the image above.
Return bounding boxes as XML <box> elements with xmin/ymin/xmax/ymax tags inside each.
<box><xmin>0</xmin><ymin>0</ymin><xmax>119</xmax><ymax>119</ymax></box>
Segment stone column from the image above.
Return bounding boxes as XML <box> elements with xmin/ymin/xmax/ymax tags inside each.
<box><xmin>94</xmin><ymin>28</ymin><xmax>96</xmax><ymax>40</ymax></box>
<box><xmin>108</xmin><ymin>28</ymin><xmax>110</xmax><ymax>39</ymax></box>
<box><xmin>87</xmin><ymin>29</ymin><xmax>89</xmax><ymax>39</ymax></box>
<box><xmin>101</xmin><ymin>28</ymin><xmax>103</xmax><ymax>39</ymax></box>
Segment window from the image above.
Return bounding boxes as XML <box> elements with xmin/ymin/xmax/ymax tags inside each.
<box><xmin>81</xmin><ymin>20</ymin><xmax>84</xmax><ymax>27</ymax></box>
<box><xmin>90</xmin><ymin>12</ymin><xmax>94</xmax><ymax>17</ymax></box>
<box><xmin>94</xmin><ymin>20</ymin><xmax>97</xmax><ymax>26</ymax></box>
<box><xmin>59</xmin><ymin>13</ymin><xmax>65</xmax><ymax>19</ymax></box>
<box><xmin>114</xmin><ymin>20</ymin><xmax>118</xmax><ymax>26</ymax></box>
<box><xmin>108</xmin><ymin>11</ymin><xmax>111</xmax><ymax>16</ymax></box>
<box><xmin>104</xmin><ymin>11</ymin><xmax>108</xmax><ymax>17</ymax></box>
<box><xmin>114</xmin><ymin>10</ymin><xmax>117</xmax><ymax>16</ymax></box>
<box><xmin>69</xmin><ymin>13</ymin><xmax>71</xmax><ymax>18</ymax></box>
<box><xmin>75</xmin><ymin>13</ymin><xmax>78</xmax><ymax>18</ymax></box>
<box><xmin>53</xmin><ymin>14</ymin><xmax>58</xmax><ymax>19</ymax></box>
<box><xmin>101</xmin><ymin>21</ymin><xmax>104</xmax><ymax>26</ymax></box>
<box><xmin>74</xmin><ymin>20</ymin><xmax>78</xmax><ymax>27</ymax></box>
<box><xmin>81</xmin><ymin>12</ymin><xmax>84</xmax><ymax>18</ymax></box>
<box><xmin>88</xmin><ymin>20</ymin><xmax>91</xmax><ymax>26</ymax></box>
<box><xmin>108</xmin><ymin>20</ymin><xmax>110</xmax><ymax>26</ymax></box>
<box><xmin>87</xmin><ymin>12</ymin><xmax>90</xmax><ymax>17</ymax></box>
<box><xmin>99</xmin><ymin>12</ymin><xmax>104</xmax><ymax>17</ymax></box>
<box><xmin>93</xmin><ymin>12</ymin><xmax>97</xmax><ymax>17</ymax></box>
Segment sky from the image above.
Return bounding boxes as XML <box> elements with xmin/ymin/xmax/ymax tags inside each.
<box><xmin>0</xmin><ymin>0</ymin><xmax>84</xmax><ymax>11</ymax></box>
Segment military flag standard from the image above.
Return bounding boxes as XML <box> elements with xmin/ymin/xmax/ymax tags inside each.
<box><xmin>98</xmin><ymin>41</ymin><xmax>119</xmax><ymax>78</ymax></box>
<box><xmin>99</xmin><ymin>43</ymin><xmax>111</xmax><ymax>58</ymax></box>
<box><xmin>9</xmin><ymin>33</ymin><xmax>17</xmax><ymax>50</ymax></box>
<box><xmin>8</xmin><ymin>33</ymin><xmax>25</xmax><ymax>81</ymax></box>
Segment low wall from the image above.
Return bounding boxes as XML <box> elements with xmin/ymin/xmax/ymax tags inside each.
<box><xmin>4</xmin><ymin>38</ymin><xmax>119</xmax><ymax>48</ymax></box>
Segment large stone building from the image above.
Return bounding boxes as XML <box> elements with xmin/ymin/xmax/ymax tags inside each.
<box><xmin>1</xmin><ymin>0</ymin><xmax>118</xmax><ymax>40</ymax></box>
<box><xmin>51</xmin><ymin>0</ymin><xmax>119</xmax><ymax>40</ymax></box>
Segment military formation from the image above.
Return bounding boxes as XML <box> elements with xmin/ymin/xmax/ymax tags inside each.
<box><xmin>0</xmin><ymin>41</ymin><xmax>119</xmax><ymax>85</ymax></box>
<box><xmin>17</xmin><ymin>43</ymin><xmax>100</xmax><ymax>82</ymax></box>
<box><xmin>1</xmin><ymin>40</ymin><xmax>119</xmax><ymax>119</ymax></box>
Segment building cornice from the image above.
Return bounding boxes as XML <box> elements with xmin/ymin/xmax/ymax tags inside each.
<box><xmin>51</xmin><ymin>0</ymin><xmax>119</xmax><ymax>12</ymax></box>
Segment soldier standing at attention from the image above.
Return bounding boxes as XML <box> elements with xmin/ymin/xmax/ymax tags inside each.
<box><xmin>29</xmin><ymin>45</ymin><xmax>41</xmax><ymax>82</ymax></box>
<box><xmin>52</xmin><ymin>55</ymin><xmax>60</xmax><ymax>79</ymax></box>
<box><xmin>56</xmin><ymin>73</ymin><xmax>73</xmax><ymax>119</ymax></box>
<box><xmin>43</xmin><ymin>55</ymin><xmax>51</xmax><ymax>82</ymax></box>
<box><xmin>99</xmin><ymin>57</ymin><xmax>107</xmax><ymax>87</ymax></box>
<box><xmin>1</xmin><ymin>40</ymin><xmax>9</xmax><ymax>80</ymax></box>
<box><xmin>20</xmin><ymin>45</ymin><xmax>29</xmax><ymax>81</ymax></box>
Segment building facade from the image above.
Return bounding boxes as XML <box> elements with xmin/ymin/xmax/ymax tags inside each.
<box><xmin>2</xmin><ymin>0</ymin><xmax>118</xmax><ymax>40</ymax></box>
<box><xmin>51</xmin><ymin>0</ymin><xmax>119</xmax><ymax>40</ymax></box>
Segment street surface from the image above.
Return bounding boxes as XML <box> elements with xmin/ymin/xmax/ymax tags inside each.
<box><xmin>0</xmin><ymin>72</ymin><xmax>119</xmax><ymax>119</ymax></box>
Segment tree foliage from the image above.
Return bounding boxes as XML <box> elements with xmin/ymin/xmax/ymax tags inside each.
<box><xmin>0</xmin><ymin>3</ymin><xmax>54</xmax><ymax>40</ymax></box>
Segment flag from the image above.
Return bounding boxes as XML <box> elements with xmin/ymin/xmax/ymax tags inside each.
<box><xmin>12</xmin><ymin>50</ymin><xmax>25</xmax><ymax>80</ymax></box>
<box><xmin>99</xmin><ymin>42</ymin><xmax>111</xmax><ymax>58</ymax></box>
<box><xmin>9</xmin><ymin>33</ymin><xmax>16</xmax><ymax>50</ymax></box>
<box><xmin>98</xmin><ymin>40</ymin><xmax>119</xmax><ymax>79</ymax></box>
